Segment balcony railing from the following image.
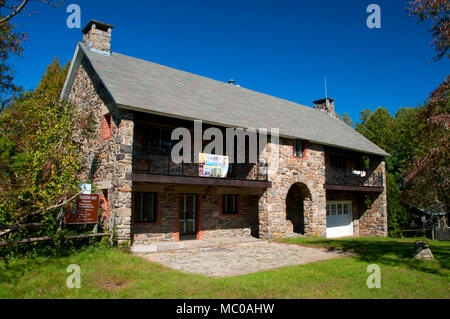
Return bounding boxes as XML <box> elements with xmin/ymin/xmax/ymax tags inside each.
<box><xmin>325</xmin><ymin>167</ymin><xmax>383</xmax><ymax>188</ymax></box>
<box><xmin>132</xmin><ymin>152</ymin><xmax>269</xmax><ymax>181</ymax></box>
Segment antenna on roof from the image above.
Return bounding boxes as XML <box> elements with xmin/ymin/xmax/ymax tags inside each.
<box><xmin>324</xmin><ymin>75</ymin><xmax>328</xmax><ymax>99</ymax></box>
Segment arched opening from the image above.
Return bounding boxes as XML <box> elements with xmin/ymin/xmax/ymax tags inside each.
<box><xmin>286</xmin><ymin>183</ymin><xmax>312</xmax><ymax>235</ymax></box>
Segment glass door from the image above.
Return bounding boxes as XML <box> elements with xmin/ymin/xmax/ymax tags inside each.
<box><xmin>179</xmin><ymin>194</ymin><xmax>197</xmax><ymax>236</ymax></box>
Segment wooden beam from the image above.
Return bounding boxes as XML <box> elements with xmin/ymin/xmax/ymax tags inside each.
<box><xmin>324</xmin><ymin>184</ymin><xmax>384</xmax><ymax>192</ymax></box>
<box><xmin>126</xmin><ymin>173</ymin><xmax>272</xmax><ymax>188</ymax></box>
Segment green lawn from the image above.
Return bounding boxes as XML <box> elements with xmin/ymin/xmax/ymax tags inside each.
<box><xmin>0</xmin><ymin>237</ymin><xmax>449</xmax><ymax>299</ymax></box>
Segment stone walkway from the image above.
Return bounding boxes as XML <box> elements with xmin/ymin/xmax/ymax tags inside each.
<box><xmin>137</xmin><ymin>241</ymin><xmax>350</xmax><ymax>277</ymax></box>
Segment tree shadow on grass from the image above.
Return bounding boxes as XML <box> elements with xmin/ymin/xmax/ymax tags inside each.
<box><xmin>0</xmin><ymin>247</ymin><xmax>80</xmax><ymax>285</ymax></box>
<box><xmin>0</xmin><ymin>258</ymin><xmax>48</xmax><ymax>286</ymax></box>
<box><xmin>289</xmin><ymin>238</ymin><xmax>450</xmax><ymax>277</ymax></box>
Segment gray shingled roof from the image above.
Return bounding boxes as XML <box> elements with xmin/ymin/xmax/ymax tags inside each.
<box><xmin>78</xmin><ymin>43</ymin><xmax>389</xmax><ymax>157</ymax></box>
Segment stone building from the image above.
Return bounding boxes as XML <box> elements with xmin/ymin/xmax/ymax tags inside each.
<box><xmin>61</xmin><ymin>20</ymin><xmax>389</xmax><ymax>244</ymax></box>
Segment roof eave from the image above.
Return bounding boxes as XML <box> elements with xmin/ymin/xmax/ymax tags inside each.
<box><xmin>60</xmin><ymin>43</ymin><xmax>83</xmax><ymax>101</ymax></box>
<box><xmin>116</xmin><ymin>103</ymin><xmax>390</xmax><ymax>157</ymax></box>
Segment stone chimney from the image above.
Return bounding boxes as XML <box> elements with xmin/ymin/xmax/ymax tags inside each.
<box><xmin>82</xmin><ymin>20</ymin><xmax>114</xmax><ymax>56</ymax></box>
<box><xmin>313</xmin><ymin>97</ymin><xmax>335</xmax><ymax>116</ymax></box>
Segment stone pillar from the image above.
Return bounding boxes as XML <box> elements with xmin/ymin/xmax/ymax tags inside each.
<box><xmin>304</xmin><ymin>187</ymin><xmax>327</xmax><ymax>237</ymax></box>
<box><xmin>258</xmin><ymin>140</ymin><xmax>278</xmax><ymax>239</ymax></box>
<box><xmin>359</xmin><ymin>157</ymin><xmax>388</xmax><ymax>237</ymax></box>
<box><xmin>114</xmin><ymin>112</ymin><xmax>134</xmax><ymax>244</ymax></box>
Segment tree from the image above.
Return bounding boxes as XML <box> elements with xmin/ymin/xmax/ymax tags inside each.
<box><xmin>336</xmin><ymin>112</ymin><xmax>354</xmax><ymax>127</ymax></box>
<box><xmin>0</xmin><ymin>1</ymin><xmax>60</xmax><ymax>23</ymax></box>
<box><xmin>403</xmin><ymin>76</ymin><xmax>449</xmax><ymax>214</ymax></box>
<box><xmin>0</xmin><ymin>19</ymin><xmax>25</xmax><ymax>112</ymax></box>
<box><xmin>0</xmin><ymin>58</ymin><xmax>94</xmax><ymax>254</ymax></box>
<box><xmin>34</xmin><ymin>57</ymin><xmax>70</xmax><ymax>99</ymax></box>
<box><xmin>0</xmin><ymin>0</ymin><xmax>63</xmax><ymax>112</ymax></box>
<box><xmin>355</xmin><ymin>107</ymin><xmax>394</xmax><ymax>152</ymax></box>
<box><xmin>356</xmin><ymin>107</ymin><xmax>415</xmax><ymax>234</ymax></box>
<box><xmin>407</xmin><ymin>0</ymin><xmax>450</xmax><ymax>61</ymax></box>
<box><xmin>387</xmin><ymin>107</ymin><xmax>421</xmax><ymax>181</ymax></box>
<box><xmin>386</xmin><ymin>173</ymin><xmax>408</xmax><ymax>237</ymax></box>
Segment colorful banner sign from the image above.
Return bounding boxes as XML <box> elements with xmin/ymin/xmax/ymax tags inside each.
<box><xmin>198</xmin><ymin>153</ymin><xmax>229</xmax><ymax>178</ymax></box>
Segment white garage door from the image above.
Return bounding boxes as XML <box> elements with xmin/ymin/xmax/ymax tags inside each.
<box><xmin>326</xmin><ymin>201</ymin><xmax>353</xmax><ymax>238</ymax></box>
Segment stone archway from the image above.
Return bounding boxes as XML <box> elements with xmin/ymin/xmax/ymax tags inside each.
<box><xmin>286</xmin><ymin>183</ymin><xmax>312</xmax><ymax>235</ymax></box>
<box><xmin>258</xmin><ymin>173</ymin><xmax>326</xmax><ymax>239</ymax></box>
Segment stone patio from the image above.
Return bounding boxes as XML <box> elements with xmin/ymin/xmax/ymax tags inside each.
<box><xmin>135</xmin><ymin>239</ymin><xmax>350</xmax><ymax>277</ymax></box>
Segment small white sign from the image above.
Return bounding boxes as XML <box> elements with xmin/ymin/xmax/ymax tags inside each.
<box><xmin>78</xmin><ymin>183</ymin><xmax>91</xmax><ymax>195</ymax></box>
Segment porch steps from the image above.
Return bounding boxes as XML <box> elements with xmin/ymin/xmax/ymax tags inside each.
<box><xmin>131</xmin><ymin>236</ymin><xmax>265</xmax><ymax>253</ymax></box>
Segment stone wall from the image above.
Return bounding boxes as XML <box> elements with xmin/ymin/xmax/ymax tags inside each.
<box><xmin>200</xmin><ymin>188</ymin><xmax>259</xmax><ymax>240</ymax></box>
<box><xmin>358</xmin><ymin>159</ymin><xmax>388</xmax><ymax>237</ymax></box>
<box><xmin>256</xmin><ymin>136</ymin><xmax>388</xmax><ymax>239</ymax></box>
<box><xmin>133</xmin><ymin>184</ymin><xmax>178</xmax><ymax>243</ymax></box>
<box><xmin>258</xmin><ymin>138</ymin><xmax>327</xmax><ymax>239</ymax></box>
<box><xmin>131</xmin><ymin>183</ymin><xmax>260</xmax><ymax>244</ymax></box>
<box><xmin>68</xmin><ymin>56</ymin><xmax>134</xmax><ymax>243</ymax></box>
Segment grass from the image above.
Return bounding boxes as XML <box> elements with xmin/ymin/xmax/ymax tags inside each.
<box><xmin>0</xmin><ymin>237</ymin><xmax>449</xmax><ymax>299</ymax></box>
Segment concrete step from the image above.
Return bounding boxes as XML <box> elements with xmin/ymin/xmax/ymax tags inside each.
<box><xmin>283</xmin><ymin>233</ymin><xmax>304</xmax><ymax>239</ymax></box>
<box><xmin>131</xmin><ymin>244</ymin><xmax>157</xmax><ymax>253</ymax></box>
<box><xmin>156</xmin><ymin>242</ymin><xmax>185</xmax><ymax>251</ymax></box>
<box><xmin>131</xmin><ymin>242</ymin><xmax>185</xmax><ymax>253</ymax></box>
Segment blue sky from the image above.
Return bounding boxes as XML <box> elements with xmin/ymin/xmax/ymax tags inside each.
<box><xmin>6</xmin><ymin>0</ymin><xmax>450</xmax><ymax>123</ymax></box>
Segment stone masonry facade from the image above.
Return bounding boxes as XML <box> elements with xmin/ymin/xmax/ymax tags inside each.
<box><xmin>258</xmin><ymin>139</ymin><xmax>327</xmax><ymax>239</ymax></box>
<box><xmin>66</xmin><ymin>21</ymin><xmax>388</xmax><ymax>244</ymax></box>
<box><xmin>132</xmin><ymin>183</ymin><xmax>260</xmax><ymax>243</ymax></box>
<box><xmin>68</xmin><ymin>56</ymin><xmax>134</xmax><ymax>243</ymax></box>
<box><xmin>68</xmin><ymin>56</ymin><xmax>388</xmax><ymax>243</ymax></box>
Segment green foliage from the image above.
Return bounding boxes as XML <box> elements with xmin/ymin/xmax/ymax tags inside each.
<box><xmin>34</xmin><ymin>57</ymin><xmax>70</xmax><ymax>99</ymax></box>
<box><xmin>403</xmin><ymin>77</ymin><xmax>450</xmax><ymax>213</ymax></box>
<box><xmin>355</xmin><ymin>107</ymin><xmax>422</xmax><ymax>236</ymax></box>
<box><xmin>355</xmin><ymin>106</ymin><xmax>422</xmax><ymax>182</ymax></box>
<box><xmin>386</xmin><ymin>173</ymin><xmax>408</xmax><ymax>237</ymax></box>
<box><xmin>0</xmin><ymin>58</ymin><xmax>95</xmax><ymax>258</ymax></box>
<box><xmin>356</xmin><ymin>107</ymin><xmax>394</xmax><ymax>152</ymax></box>
<box><xmin>354</xmin><ymin>78</ymin><xmax>449</xmax><ymax>230</ymax></box>
<box><xmin>364</xmin><ymin>195</ymin><xmax>372</xmax><ymax>210</ymax></box>
<box><xmin>388</xmin><ymin>107</ymin><xmax>422</xmax><ymax>180</ymax></box>
<box><xmin>336</xmin><ymin>112</ymin><xmax>354</xmax><ymax>127</ymax></box>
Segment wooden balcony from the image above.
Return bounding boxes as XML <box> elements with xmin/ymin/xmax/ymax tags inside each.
<box><xmin>324</xmin><ymin>167</ymin><xmax>384</xmax><ymax>192</ymax></box>
<box><xmin>127</xmin><ymin>153</ymin><xmax>271</xmax><ymax>188</ymax></box>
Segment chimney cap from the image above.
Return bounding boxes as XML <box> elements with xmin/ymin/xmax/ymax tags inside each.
<box><xmin>82</xmin><ymin>20</ymin><xmax>114</xmax><ymax>34</ymax></box>
<box><xmin>313</xmin><ymin>97</ymin><xmax>335</xmax><ymax>104</ymax></box>
<box><xmin>228</xmin><ymin>79</ymin><xmax>235</xmax><ymax>85</ymax></box>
